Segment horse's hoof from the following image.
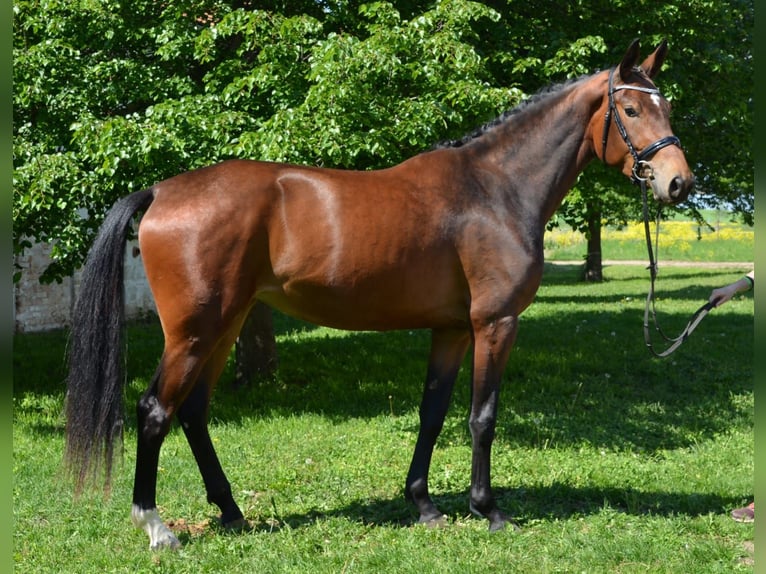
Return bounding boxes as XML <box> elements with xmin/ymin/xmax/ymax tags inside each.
<box><xmin>132</xmin><ymin>505</ymin><xmax>182</xmax><ymax>550</ymax></box>
<box><xmin>488</xmin><ymin>516</ymin><xmax>520</xmax><ymax>533</ymax></box>
<box><xmin>149</xmin><ymin>532</ymin><xmax>182</xmax><ymax>550</ymax></box>
<box><xmin>488</xmin><ymin>511</ymin><xmax>521</xmax><ymax>533</ymax></box>
<box><xmin>470</xmin><ymin>502</ymin><xmax>520</xmax><ymax>533</ymax></box>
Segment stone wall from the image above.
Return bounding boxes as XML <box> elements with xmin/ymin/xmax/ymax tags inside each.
<box><xmin>13</xmin><ymin>240</ymin><xmax>156</xmax><ymax>333</ymax></box>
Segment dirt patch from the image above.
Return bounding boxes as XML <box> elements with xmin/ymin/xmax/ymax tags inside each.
<box><xmin>166</xmin><ymin>517</ymin><xmax>211</xmax><ymax>537</ymax></box>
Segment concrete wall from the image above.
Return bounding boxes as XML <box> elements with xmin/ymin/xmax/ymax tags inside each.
<box><xmin>14</xmin><ymin>240</ymin><xmax>156</xmax><ymax>333</ymax></box>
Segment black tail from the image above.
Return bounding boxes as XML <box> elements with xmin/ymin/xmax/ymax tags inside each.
<box><xmin>65</xmin><ymin>187</ymin><xmax>155</xmax><ymax>494</ymax></box>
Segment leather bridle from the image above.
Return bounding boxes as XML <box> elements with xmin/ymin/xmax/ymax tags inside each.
<box><xmin>601</xmin><ymin>67</ymin><xmax>711</xmax><ymax>358</ymax></box>
<box><xmin>601</xmin><ymin>67</ymin><xmax>681</xmax><ymax>183</ymax></box>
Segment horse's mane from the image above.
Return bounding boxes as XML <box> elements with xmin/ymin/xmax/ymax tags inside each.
<box><xmin>433</xmin><ymin>74</ymin><xmax>591</xmax><ymax>149</ymax></box>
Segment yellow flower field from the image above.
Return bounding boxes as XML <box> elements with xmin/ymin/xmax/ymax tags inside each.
<box><xmin>544</xmin><ymin>220</ymin><xmax>753</xmax><ymax>261</ymax></box>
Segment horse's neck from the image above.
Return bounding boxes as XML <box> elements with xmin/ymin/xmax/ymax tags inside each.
<box><xmin>477</xmin><ymin>76</ymin><xmax>605</xmax><ymax>226</ymax></box>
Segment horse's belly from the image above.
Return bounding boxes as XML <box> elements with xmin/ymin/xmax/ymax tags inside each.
<box><xmin>257</xmin><ymin>272</ymin><xmax>469</xmax><ymax>332</ymax></box>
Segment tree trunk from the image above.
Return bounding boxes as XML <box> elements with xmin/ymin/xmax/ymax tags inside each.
<box><xmin>583</xmin><ymin>207</ymin><xmax>603</xmax><ymax>282</ymax></box>
<box><xmin>234</xmin><ymin>301</ymin><xmax>278</xmax><ymax>387</ymax></box>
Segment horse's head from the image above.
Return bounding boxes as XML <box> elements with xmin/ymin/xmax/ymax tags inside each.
<box><xmin>597</xmin><ymin>39</ymin><xmax>694</xmax><ymax>204</ymax></box>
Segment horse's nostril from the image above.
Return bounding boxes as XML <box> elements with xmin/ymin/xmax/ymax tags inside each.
<box><xmin>669</xmin><ymin>177</ymin><xmax>681</xmax><ymax>198</ymax></box>
<box><xmin>669</xmin><ymin>175</ymin><xmax>692</xmax><ymax>200</ymax></box>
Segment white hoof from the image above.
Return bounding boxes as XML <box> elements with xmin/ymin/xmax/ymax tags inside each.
<box><xmin>131</xmin><ymin>505</ymin><xmax>181</xmax><ymax>550</ymax></box>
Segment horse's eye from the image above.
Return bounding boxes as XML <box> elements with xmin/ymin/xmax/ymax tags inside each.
<box><xmin>624</xmin><ymin>106</ymin><xmax>639</xmax><ymax>118</ymax></box>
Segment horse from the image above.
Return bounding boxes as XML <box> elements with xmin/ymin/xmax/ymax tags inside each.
<box><xmin>64</xmin><ymin>39</ymin><xmax>694</xmax><ymax>549</ymax></box>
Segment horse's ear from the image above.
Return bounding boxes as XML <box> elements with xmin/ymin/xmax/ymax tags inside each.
<box><xmin>640</xmin><ymin>39</ymin><xmax>668</xmax><ymax>79</ymax></box>
<box><xmin>619</xmin><ymin>39</ymin><xmax>641</xmax><ymax>82</ymax></box>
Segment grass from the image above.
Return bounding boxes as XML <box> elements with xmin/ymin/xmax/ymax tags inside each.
<box><xmin>13</xmin><ymin>264</ymin><xmax>753</xmax><ymax>573</ymax></box>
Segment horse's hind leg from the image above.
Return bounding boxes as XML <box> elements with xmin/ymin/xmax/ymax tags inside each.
<box><xmin>131</xmin><ymin>332</ymin><xmax>246</xmax><ymax>549</ymax></box>
<box><xmin>176</xmin><ymin>338</ymin><xmax>247</xmax><ymax>530</ymax></box>
<box><xmin>131</xmin><ymin>358</ymin><xmax>182</xmax><ymax>549</ymax></box>
<box><xmin>405</xmin><ymin>328</ymin><xmax>471</xmax><ymax>525</ymax></box>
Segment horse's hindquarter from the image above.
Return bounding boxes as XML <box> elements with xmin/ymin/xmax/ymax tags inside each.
<box><xmin>138</xmin><ymin>162</ymin><xmax>280</xmax><ymax>333</ymax></box>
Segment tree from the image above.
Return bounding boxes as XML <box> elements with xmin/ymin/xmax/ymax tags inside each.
<box><xmin>235</xmin><ymin>301</ymin><xmax>278</xmax><ymax>385</ymax></box>
<box><xmin>14</xmin><ymin>1</ymin><xmax>753</xmax><ymax>367</ymax></box>
<box><xmin>13</xmin><ymin>0</ymin><xmax>513</xmax><ymax>382</ymax></box>
<box><xmin>14</xmin><ymin>0</ymin><xmax>752</xmax><ymax>281</ymax></box>
<box><xmin>13</xmin><ymin>0</ymin><xmax>517</xmax><ymax>276</ymax></box>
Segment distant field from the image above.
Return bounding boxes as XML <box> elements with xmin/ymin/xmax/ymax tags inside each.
<box><xmin>544</xmin><ymin>213</ymin><xmax>753</xmax><ymax>262</ymax></box>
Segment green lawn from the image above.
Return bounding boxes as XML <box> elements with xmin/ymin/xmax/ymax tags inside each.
<box><xmin>13</xmin><ymin>264</ymin><xmax>753</xmax><ymax>573</ymax></box>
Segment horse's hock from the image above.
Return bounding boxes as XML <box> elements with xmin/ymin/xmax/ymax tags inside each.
<box><xmin>13</xmin><ymin>239</ymin><xmax>156</xmax><ymax>333</ymax></box>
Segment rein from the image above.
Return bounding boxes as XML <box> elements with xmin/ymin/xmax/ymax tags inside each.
<box><xmin>639</xmin><ymin>180</ymin><xmax>715</xmax><ymax>358</ymax></box>
<box><xmin>602</xmin><ymin>67</ymin><xmax>712</xmax><ymax>357</ymax></box>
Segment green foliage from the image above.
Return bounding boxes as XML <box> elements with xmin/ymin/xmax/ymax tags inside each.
<box><xmin>13</xmin><ymin>265</ymin><xmax>753</xmax><ymax>571</ymax></box>
<box><xmin>13</xmin><ymin>0</ymin><xmax>753</xmax><ymax>282</ymax></box>
<box><xmin>242</xmin><ymin>1</ymin><xmax>510</xmax><ymax>167</ymax></box>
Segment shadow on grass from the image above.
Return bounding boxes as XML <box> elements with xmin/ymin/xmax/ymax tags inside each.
<box><xmin>14</xmin><ymin>265</ymin><xmax>752</xmax><ymax>549</ymax></box>
<box><xmin>183</xmin><ymin>482</ymin><xmax>742</xmax><ymax>540</ymax></box>
<box><xmin>539</xmin><ymin>262</ymin><xmax>750</xmax><ymax>304</ymax></box>
<box><xmin>201</xmin><ymin>311</ymin><xmax>751</xmax><ymax>455</ymax></box>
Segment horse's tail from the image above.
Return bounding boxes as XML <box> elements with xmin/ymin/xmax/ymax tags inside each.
<box><xmin>65</xmin><ymin>187</ymin><xmax>155</xmax><ymax>494</ymax></box>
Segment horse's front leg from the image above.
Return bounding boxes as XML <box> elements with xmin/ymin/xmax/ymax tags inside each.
<box><xmin>469</xmin><ymin>316</ymin><xmax>520</xmax><ymax>532</ymax></box>
<box><xmin>405</xmin><ymin>328</ymin><xmax>471</xmax><ymax>525</ymax></box>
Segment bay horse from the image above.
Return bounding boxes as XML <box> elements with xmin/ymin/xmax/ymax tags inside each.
<box><xmin>65</xmin><ymin>39</ymin><xmax>693</xmax><ymax>549</ymax></box>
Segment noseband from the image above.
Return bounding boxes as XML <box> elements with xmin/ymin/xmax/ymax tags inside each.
<box><xmin>600</xmin><ymin>67</ymin><xmax>681</xmax><ymax>183</ymax></box>
<box><xmin>601</xmin><ymin>67</ymin><xmax>711</xmax><ymax>358</ymax></box>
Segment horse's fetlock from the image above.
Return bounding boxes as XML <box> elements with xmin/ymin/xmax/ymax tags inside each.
<box><xmin>206</xmin><ymin>481</ymin><xmax>233</xmax><ymax>507</ymax></box>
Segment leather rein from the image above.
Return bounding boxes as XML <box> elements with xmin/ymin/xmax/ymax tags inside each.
<box><xmin>601</xmin><ymin>67</ymin><xmax>713</xmax><ymax>358</ymax></box>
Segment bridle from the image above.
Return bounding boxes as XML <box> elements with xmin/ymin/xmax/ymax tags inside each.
<box><xmin>601</xmin><ymin>67</ymin><xmax>712</xmax><ymax>358</ymax></box>
<box><xmin>601</xmin><ymin>66</ymin><xmax>681</xmax><ymax>183</ymax></box>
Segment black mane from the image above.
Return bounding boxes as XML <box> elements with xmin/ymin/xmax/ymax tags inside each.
<box><xmin>433</xmin><ymin>74</ymin><xmax>590</xmax><ymax>149</ymax></box>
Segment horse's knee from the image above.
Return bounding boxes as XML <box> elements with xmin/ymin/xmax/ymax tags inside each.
<box><xmin>469</xmin><ymin>412</ymin><xmax>496</xmax><ymax>446</ymax></box>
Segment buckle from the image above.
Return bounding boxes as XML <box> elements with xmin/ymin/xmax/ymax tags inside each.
<box><xmin>632</xmin><ymin>160</ymin><xmax>654</xmax><ymax>182</ymax></box>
